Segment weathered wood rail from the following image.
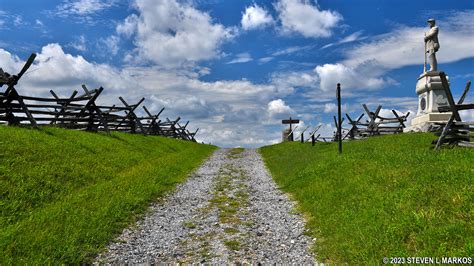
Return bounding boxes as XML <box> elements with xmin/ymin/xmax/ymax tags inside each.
<box><xmin>297</xmin><ymin>105</ymin><xmax>409</xmax><ymax>146</ymax></box>
<box><xmin>342</xmin><ymin>105</ymin><xmax>410</xmax><ymax>139</ymax></box>
<box><xmin>0</xmin><ymin>53</ymin><xmax>198</xmax><ymax>142</ymax></box>
<box><xmin>434</xmin><ymin>73</ymin><xmax>473</xmax><ymax>149</ymax></box>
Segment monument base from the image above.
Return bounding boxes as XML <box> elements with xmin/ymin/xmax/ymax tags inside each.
<box><xmin>408</xmin><ymin>71</ymin><xmax>451</xmax><ymax>132</ymax></box>
<box><xmin>282</xmin><ymin>128</ymin><xmax>292</xmax><ymax>142</ymax></box>
<box><xmin>406</xmin><ymin>112</ymin><xmax>452</xmax><ymax>132</ymax></box>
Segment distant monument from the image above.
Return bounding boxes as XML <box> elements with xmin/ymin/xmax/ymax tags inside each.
<box><xmin>282</xmin><ymin>117</ymin><xmax>299</xmax><ymax>142</ymax></box>
<box><xmin>409</xmin><ymin>18</ymin><xmax>451</xmax><ymax>131</ymax></box>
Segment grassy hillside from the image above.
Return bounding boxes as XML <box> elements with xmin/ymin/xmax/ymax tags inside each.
<box><xmin>0</xmin><ymin>126</ymin><xmax>216</xmax><ymax>264</ymax></box>
<box><xmin>260</xmin><ymin>133</ymin><xmax>473</xmax><ymax>264</ymax></box>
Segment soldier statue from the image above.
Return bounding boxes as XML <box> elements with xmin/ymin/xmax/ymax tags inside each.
<box><xmin>424</xmin><ymin>18</ymin><xmax>440</xmax><ymax>72</ymax></box>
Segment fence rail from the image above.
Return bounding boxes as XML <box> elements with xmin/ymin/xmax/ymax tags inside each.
<box><xmin>433</xmin><ymin>73</ymin><xmax>473</xmax><ymax>149</ymax></box>
<box><xmin>0</xmin><ymin>53</ymin><xmax>198</xmax><ymax>142</ymax></box>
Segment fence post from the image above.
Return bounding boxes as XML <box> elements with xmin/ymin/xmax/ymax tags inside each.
<box><xmin>301</xmin><ymin>132</ymin><xmax>304</xmax><ymax>143</ymax></box>
<box><xmin>337</xmin><ymin>83</ymin><xmax>342</xmax><ymax>154</ymax></box>
<box><xmin>312</xmin><ymin>134</ymin><xmax>315</xmax><ymax>146</ymax></box>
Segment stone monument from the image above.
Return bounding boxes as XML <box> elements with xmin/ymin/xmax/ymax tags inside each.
<box><xmin>409</xmin><ymin>18</ymin><xmax>451</xmax><ymax>131</ymax></box>
<box><xmin>281</xmin><ymin>117</ymin><xmax>299</xmax><ymax>142</ymax></box>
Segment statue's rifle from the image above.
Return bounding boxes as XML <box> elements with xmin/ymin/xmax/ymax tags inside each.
<box><xmin>423</xmin><ymin>32</ymin><xmax>427</xmax><ymax>73</ymax></box>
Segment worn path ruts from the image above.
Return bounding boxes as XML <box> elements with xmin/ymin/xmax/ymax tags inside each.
<box><xmin>97</xmin><ymin>149</ymin><xmax>316</xmax><ymax>264</ymax></box>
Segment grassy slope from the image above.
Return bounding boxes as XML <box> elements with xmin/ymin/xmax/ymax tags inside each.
<box><xmin>260</xmin><ymin>133</ymin><xmax>473</xmax><ymax>264</ymax></box>
<box><xmin>0</xmin><ymin>126</ymin><xmax>216</xmax><ymax>264</ymax></box>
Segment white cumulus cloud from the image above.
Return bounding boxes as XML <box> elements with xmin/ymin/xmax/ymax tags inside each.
<box><xmin>116</xmin><ymin>14</ymin><xmax>138</xmax><ymax>37</ymax></box>
<box><xmin>314</xmin><ymin>63</ymin><xmax>386</xmax><ymax>92</ymax></box>
<box><xmin>271</xmin><ymin>70</ymin><xmax>319</xmax><ymax>95</ymax></box>
<box><xmin>241</xmin><ymin>4</ymin><xmax>274</xmax><ymax>30</ymax></box>
<box><xmin>267</xmin><ymin>99</ymin><xmax>294</xmax><ymax>119</ymax></box>
<box><xmin>274</xmin><ymin>0</ymin><xmax>342</xmax><ymax>38</ymax></box>
<box><xmin>0</xmin><ymin>49</ymin><xmax>22</xmax><ymax>72</ymax></box>
<box><xmin>100</xmin><ymin>35</ymin><xmax>120</xmax><ymax>56</ymax></box>
<box><xmin>2</xmin><ymin>43</ymin><xmax>134</xmax><ymax>96</ymax></box>
<box><xmin>118</xmin><ymin>0</ymin><xmax>237</xmax><ymax>66</ymax></box>
<box><xmin>324</xmin><ymin>103</ymin><xmax>336</xmax><ymax>113</ymax></box>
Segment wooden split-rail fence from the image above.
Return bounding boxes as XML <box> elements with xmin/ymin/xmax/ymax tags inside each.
<box><xmin>0</xmin><ymin>53</ymin><xmax>198</xmax><ymax>142</ymax></box>
<box><xmin>291</xmin><ymin>75</ymin><xmax>473</xmax><ymax>152</ymax></box>
<box><xmin>290</xmin><ymin>83</ymin><xmax>411</xmax><ymax>146</ymax></box>
<box><xmin>433</xmin><ymin>72</ymin><xmax>473</xmax><ymax>149</ymax></box>
<box><xmin>344</xmin><ymin>104</ymin><xmax>410</xmax><ymax>139</ymax></box>
<box><xmin>295</xmin><ymin>104</ymin><xmax>410</xmax><ymax>145</ymax></box>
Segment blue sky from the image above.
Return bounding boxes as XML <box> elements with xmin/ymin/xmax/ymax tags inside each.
<box><xmin>1</xmin><ymin>0</ymin><xmax>473</xmax><ymax>147</ymax></box>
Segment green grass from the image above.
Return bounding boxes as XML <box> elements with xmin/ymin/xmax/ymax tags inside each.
<box><xmin>224</xmin><ymin>227</ymin><xmax>239</xmax><ymax>234</ymax></box>
<box><xmin>0</xmin><ymin>125</ymin><xmax>216</xmax><ymax>264</ymax></box>
<box><xmin>260</xmin><ymin>133</ymin><xmax>473</xmax><ymax>264</ymax></box>
<box><xmin>223</xmin><ymin>239</ymin><xmax>241</xmax><ymax>251</ymax></box>
<box><xmin>183</xmin><ymin>221</ymin><xmax>197</xmax><ymax>229</ymax></box>
<box><xmin>228</xmin><ymin>148</ymin><xmax>244</xmax><ymax>158</ymax></box>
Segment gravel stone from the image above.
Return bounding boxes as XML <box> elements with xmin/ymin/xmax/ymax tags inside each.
<box><xmin>96</xmin><ymin>149</ymin><xmax>317</xmax><ymax>264</ymax></box>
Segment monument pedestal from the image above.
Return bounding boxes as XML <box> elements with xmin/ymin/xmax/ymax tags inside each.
<box><xmin>408</xmin><ymin>71</ymin><xmax>452</xmax><ymax>132</ymax></box>
<box><xmin>282</xmin><ymin>128</ymin><xmax>292</xmax><ymax>142</ymax></box>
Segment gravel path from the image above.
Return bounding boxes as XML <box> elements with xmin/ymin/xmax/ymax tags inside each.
<box><xmin>96</xmin><ymin>149</ymin><xmax>316</xmax><ymax>264</ymax></box>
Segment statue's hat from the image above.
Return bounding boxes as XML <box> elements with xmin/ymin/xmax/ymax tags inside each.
<box><xmin>427</xmin><ymin>18</ymin><xmax>435</xmax><ymax>23</ymax></box>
